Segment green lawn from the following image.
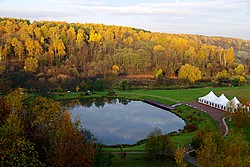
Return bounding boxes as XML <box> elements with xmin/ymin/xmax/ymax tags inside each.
<box><xmin>117</xmin><ymin>84</ymin><xmax>250</xmax><ymax>103</ymax></box>
<box><xmin>112</xmin><ymin>154</ymin><xmax>177</xmax><ymax>167</ymax></box>
<box><xmin>104</xmin><ymin>144</ymin><xmax>146</xmax><ymax>152</ymax></box>
<box><xmin>48</xmin><ymin>84</ymin><xmax>250</xmax><ymax>103</ymax></box>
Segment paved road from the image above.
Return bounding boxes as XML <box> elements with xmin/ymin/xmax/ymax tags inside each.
<box><xmin>183</xmin><ymin>102</ymin><xmax>228</xmax><ymax>135</ymax></box>
<box><xmin>182</xmin><ymin>102</ymin><xmax>230</xmax><ymax>166</ymax></box>
<box><xmin>184</xmin><ymin>154</ymin><xmax>200</xmax><ymax>167</ymax></box>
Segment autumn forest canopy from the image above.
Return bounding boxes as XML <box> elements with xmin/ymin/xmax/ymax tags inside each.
<box><xmin>0</xmin><ymin>17</ymin><xmax>250</xmax><ymax>93</ymax></box>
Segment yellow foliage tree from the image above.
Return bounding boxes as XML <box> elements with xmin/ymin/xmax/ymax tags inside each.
<box><xmin>24</xmin><ymin>57</ymin><xmax>38</xmax><ymax>72</ymax></box>
<box><xmin>175</xmin><ymin>146</ymin><xmax>187</xmax><ymax>167</ymax></box>
<box><xmin>75</xmin><ymin>85</ymin><xmax>80</xmax><ymax>92</ymax></box>
<box><xmin>112</xmin><ymin>65</ymin><xmax>119</xmax><ymax>74</ymax></box>
<box><xmin>178</xmin><ymin>64</ymin><xmax>202</xmax><ymax>83</ymax></box>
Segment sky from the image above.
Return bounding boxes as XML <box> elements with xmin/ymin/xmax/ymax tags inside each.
<box><xmin>0</xmin><ymin>0</ymin><xmax>250</xmax><ymax>40</ymax></box>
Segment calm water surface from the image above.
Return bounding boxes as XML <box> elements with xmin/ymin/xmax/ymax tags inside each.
<box><xmin>70</xmin><ymin>99</ymin><xmax>185</xmax><ymax>145</ymax></box>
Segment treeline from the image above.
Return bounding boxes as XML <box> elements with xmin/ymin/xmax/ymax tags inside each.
<box><xmin>0</xmin><ymin>17</ymin><xmax>250</xmax><ymax>93</ymax></box>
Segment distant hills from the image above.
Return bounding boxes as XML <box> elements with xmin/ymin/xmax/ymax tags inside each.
<box><xmin>0</xmin><ymin>17</ymin><xmax>249</xmax><ymax>92</ymax></box>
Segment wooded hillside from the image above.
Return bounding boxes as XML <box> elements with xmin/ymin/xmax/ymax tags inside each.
<box><xmin>0</xmin><ymin>17</ymin><xmax>250</xmax><ymax>92</ymax></box>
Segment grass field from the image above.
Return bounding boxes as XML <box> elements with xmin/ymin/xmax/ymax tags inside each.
<box><xmin>112</xmin><ymin>154</ymin><xmax>177</xmax><ymax>167</ymax></box>
<box><xmin>116</xmin><ymin>84</ymin><xmax>250</xmax><ymax>103</ymax></box>
<box><xmin>48</xmin><ymin>84</ymin><xmax>250</xmax><ymax>104</ymax></box>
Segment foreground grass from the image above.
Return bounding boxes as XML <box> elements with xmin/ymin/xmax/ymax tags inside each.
<box><xmin>112</xmin><ymin>154</ymin><xmax>177</xmax><ymax>167</ymax></box>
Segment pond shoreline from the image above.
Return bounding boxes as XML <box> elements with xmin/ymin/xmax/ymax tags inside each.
<box><xmin>69</xmin><ymin>98</ymin><xmax>185</xmax><ymax>146</ymax></box>
<box><xmin>45</xmin><ymin>91</ymin><xmax>217</xmax><ymax>148</ymax></box>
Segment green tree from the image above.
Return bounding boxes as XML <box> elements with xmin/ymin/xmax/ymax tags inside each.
<box><xmin>0</xmin><ymin>113</ymin><xmax>43</xmax><ymax>166</ymax></box>
<box><xmin>26</xmin><ymin>97</ymin><xmax>62</xmax><ymax>163</ymax></box>
<box><xmin>119</xmin><ymin>79</ymin><xmax>130</xmax><ymax>90</ymax></box>
<box><xmin>80</xmin><ymin>79</ymin><xmax>94</xmax><ymax>92</ymax></box>
<box><xmin>0</xmin><ymin>96</ymin><xmax>11</xmax><ymax>126</ymax></box>
<box><xmin>94</xmin><ymin>147</ymin><xmax>113</xmax><ymax>167</ymax></box>
<box><xmin>104</xmin><ymin>70</ymin><xmax>117</xmax><ymax>90</ymax></box>
<box><xmin>145</xmin><ymin>127</ymin><xmax>174</xmax><ymax>161</ymax></box>
<box><xmin>95</xmin><ymin>78</ymin><xmax>106</xmax><ymax>91</ymax></box>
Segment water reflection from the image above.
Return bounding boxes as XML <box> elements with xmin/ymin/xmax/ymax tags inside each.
<box><xmin>68</xmin><ymin>98</ymin><xmax>185</xmax><ymax>145</ymax></box>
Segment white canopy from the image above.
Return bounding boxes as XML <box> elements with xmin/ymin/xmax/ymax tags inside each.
<box><xmin>198</xmin><ymin>91</ymin><xmax>218</xmax><ymax>105</ymax></box>
<box><xmin>198</xmin><ymin>92</ymin><xmax>241</xmax><ymax>111</ymax></box>
<box><xmin>211</xmin><ymin>94</ymin><xmax>229</xmax><ymax>110</ymax></box>
<box><xmin>229</xmin><ymin>97</ymin><xmax>241</xmax><ymax>112</ymax></box>
<box><xmin>231</xmin><ymin>97</ymin><xmax>240</xmax><ymax>106</ymax></box>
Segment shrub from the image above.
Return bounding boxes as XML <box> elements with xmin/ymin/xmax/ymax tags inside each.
<box><xmin>184</xmin><ymin>123</ymin><xmax>198</xmax><ymax>132</ymax></box>
<box><xmin>94</xmin><ymin>79</ymin><xmax>106</xmax><ymax>91</ymax></box>
<box><xmin>118</xmin><ymin>79</ymin><xmax>130</xmax><ymax>90</ymax></box>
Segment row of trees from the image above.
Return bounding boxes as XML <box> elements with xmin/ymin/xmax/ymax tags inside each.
<box><xmin>0</xmin><ymin>17</ymin><xmax>250</xmax><ymax>92</ymax></box>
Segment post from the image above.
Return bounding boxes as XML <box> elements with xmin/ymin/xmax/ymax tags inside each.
<box><xmin>188</xmin><ymin>144</ymin><xmax>191</xmax><ymax>153</ymax></box>
<box><xmin>120</xmin><ymin>145</ymin><xmax>123</xmax><ymax>154</ymax></box>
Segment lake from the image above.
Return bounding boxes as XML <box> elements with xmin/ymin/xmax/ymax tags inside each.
<box><xmin>69</xmin><ymin>98</ymin><xmax>185</xmax><ymax>145</ymax></box>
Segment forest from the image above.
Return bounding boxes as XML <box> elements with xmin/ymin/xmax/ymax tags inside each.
<box><xmin>0</xmin><ymin>17</ymin><xmax>250</xmax><ymax>93</ymax></box>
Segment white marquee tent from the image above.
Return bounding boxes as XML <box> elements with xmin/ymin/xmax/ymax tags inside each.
<box><xmin>198</xmin><ymin>92</ymin><xmax>241</xmax><ymax>111</ymax></box>
<box><xmin>211</xmin><ymin>94</ymin><xmax>229</xmax><ymax>110</ymax></box>
<box><xmin>229</xmin><ymin>97</ymin><xmax>241</xmax><ymax>112</ymax></box>
<box><xmin>231</xmin><ymin>97</ymin><xmax>240</xmax><ymax>106</ymax></box>
<box><xmin>198</xmin><ymin>91</ymin><xmax>218</xmax><ymax>106</ymax></box>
